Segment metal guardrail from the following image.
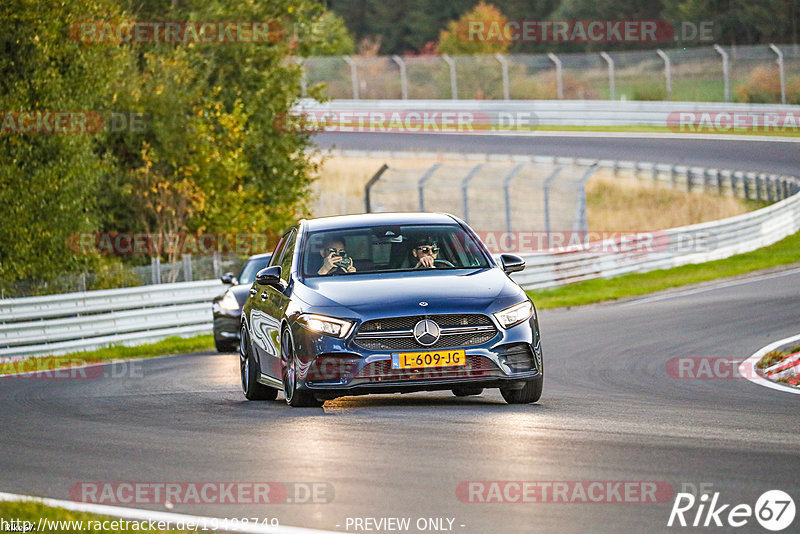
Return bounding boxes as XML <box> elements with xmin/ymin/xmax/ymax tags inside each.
<box><xmin>298</xmin><ymin>99</ymin><xmax>800</xmax><ymax>127</ymax></box>
<box><xmin>0</xmin><ymin>280</ymin><xmax>223</xmax><ymax>359</ymax></box>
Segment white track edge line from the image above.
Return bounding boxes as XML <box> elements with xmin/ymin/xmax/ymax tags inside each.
<box><xmin>0</xmin><ymin>492</ymin><xmax>339</xmax><ymax>534</ymax></box>
<box><xmin>738</xmin><ymin>334</ymin><xmax>800</xmax><ymax>395</ymax></box>
<box><xmin>620</xmin><ymin>267</ymin><xmax>800</xmax><ymax>306</ymax></box>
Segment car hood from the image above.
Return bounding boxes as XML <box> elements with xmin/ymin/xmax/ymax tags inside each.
<box><xmin>295</xmin><ymin>268</ymin><xmax>526</xmax><ymax>317</ymax></box>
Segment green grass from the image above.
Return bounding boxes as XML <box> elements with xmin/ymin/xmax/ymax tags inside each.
<box><xmin>0</xmin><ymin>501</ymin><xmax>190</xmax><ymax>533</ymax></box>
<box><xmin>527</xmin><ymin>230</ymin><xmax>800</xmax><ymax>309</ymax></box>
<box><xmin>0</xmin><ymin>335</ymin><xmax>214</xmax><ymax>376</ymax></box>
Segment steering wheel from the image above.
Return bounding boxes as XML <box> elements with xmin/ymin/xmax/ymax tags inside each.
<box><xmin>434</xmin><ymin>259</ymin><xmax>455</xmax><ymax>268</ymax></box>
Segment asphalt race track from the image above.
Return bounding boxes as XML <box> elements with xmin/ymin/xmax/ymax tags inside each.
<box><xmin>2</xmin><ymin>269</ymin><xmax>799</xmax><ymax>533</ymax></box>
<box><xmin>2</xmin><ymin>133</ymin><xmax>799</xmax><ymax>532</ymax></box>
<box><xmin>314</xmin><ymin>132</ymin><xmax>800</xmax><ymax>176</ymax></box>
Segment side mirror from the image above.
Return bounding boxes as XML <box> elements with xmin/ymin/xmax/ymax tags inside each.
<box><xmin>255</xmin><ymin>266</ymin><xmax>282</xmax><ymax>287</ymax></box>
<box><xmin>500</xmin><ymin>254</ymin><xmax>525</xmax><ymax>274</ymax></box>
<box><xmin>220</xmin><ymin>272</ymin><xmax>237</xmax><ymax>285</ymax></box>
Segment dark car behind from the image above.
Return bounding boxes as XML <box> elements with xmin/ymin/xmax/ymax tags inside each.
<box><xmin>212</xmin><ymin>252</ymin><xmax>272</xmax><ymax>352</ymax></box>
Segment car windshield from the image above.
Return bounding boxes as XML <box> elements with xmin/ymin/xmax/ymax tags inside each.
<box><xmin>302</xmin><ymin>223</ymin><xmax>490</xmax><ymax>277</ymax></box>
<box><xmin>237</xmin><ymin>256</ymin><xmax>271</xmax><ymax>285</ymax></box>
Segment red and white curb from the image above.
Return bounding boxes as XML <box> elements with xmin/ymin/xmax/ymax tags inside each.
<box><xmin>0</xmin><ymin>492</ymin><xmax>339</xmax><ymax>534</ymax></box>
<box><xmin>738</xmin><ymin>333</ymin><xmax>800</xmax><ymax>395</ymax></box>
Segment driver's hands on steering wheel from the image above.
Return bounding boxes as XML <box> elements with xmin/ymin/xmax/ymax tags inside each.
<box><xmin>414</xmin><ymin>255</ymin><xmax>436</xmax><ymax>269</ymax></box>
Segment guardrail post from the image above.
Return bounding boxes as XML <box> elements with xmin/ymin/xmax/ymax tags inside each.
<box><xmin>442</xmin><ymin>55</ymin><xmax>458</xmax><ymax>100</ymax></box>
<box><xmin>769</xmin><ymin>44</ymin><xmax>786</xmax><ymax>105</ymax></box>
<box><xmin>391</xmin><ymin>55</ymin><xmax>408</xmax><ymax>100</ymax></box>
<box><xmin>418</xmin><ymin>162</ymin><xmax>442</xmax><ymax>211</ymax></box>
<box><xmin>670</xmin><ymin>165</ymin><xmax>678</xmax><ymax>190</ymax></box>
<box><xmin>656</xmin><ymin>49</ymin><xmax>672</xmax><ymax>100</ymax></box>
<box><xmin>715</xmin><ymin>170</ymin><xmax>723</xmax><ymax>196</ymax></box>
<box><xmin>502</xmin><ymin>163</ymin><xmax>525</xmax><ymax>232</ymax></box>
<box><xmin>600</xmin><ymin>52</ymin><xmax>615</xmax><ymax>100</ymax></box>
<box><xmin>713</xmin><ymin>45</ymin><xmax>730</xmax><ymax>102</ymax></box>
<box><xmin>686</xmin><ymin>168</ymin><xmax>693</xmax><ymax>192</ymax></box>
<box><xmin>182</xmin><ymin>254</ymin><xmax>193</xmax><ymax>282</ymax></box>
<box><xmin>703</xmin><ymin>169</ymin><xmax>711</xmax><ymax>193</ymax></box>
<box><xmin>212</xmin><ymin>252</ymin><xmax>221</xmax><ymax>279</ymax></box>
<box><xmin>461</xmin><ymin>163</ymin><xmax>484</xmax><ymax>223</ymax></box>
<box><xmin>151</xmin><ymin>256</ymin><xmax>161</xmax><ymax>285</ymax></box>
<box><xmin>364</xmin><ymin>163</ymin><xmax>389</xmax><ymax>213</ymax></box>
<box><xmin>495</xmin><ymin>53</ymin><xmax>510</xmax><ymax>100</ymax></box>
<box><xmin>547</xmin><ymin>53</ymin><xmax>563</xmax><ymax>99</ymax></box>
<box><xmin>743</xmin><ymin>172</ymin><xmax>752</xmax><ymax>199</ymax></box>
<box><xmin>766</xmin><ymin>174</ymin><xmax>775</xmax><ymax>203</ymax></box>
<box><xmin>543</xmin><ymin>166</ymin><xmax>564</xmax><ymax>249</ymax></box>
<box><xmin>343</xmin><ymin>56</ymin><xmax>359</xmax><ymax>100</ymax></box>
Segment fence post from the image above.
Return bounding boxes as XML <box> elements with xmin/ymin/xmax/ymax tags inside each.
<box><xmin>441</xmin><ymin>55</ymin><xmax>458</xmax><ymax>100</ymax></box>
<box><xmin>656</xmin><ymin>49</ymin><xmax>672</xmax><ymax>100</ymax></box>
<box><xmin>573</xmin><ymin>165</ymin><xmax>598</xmax><ymax>234</ymax></box>
<box><xmin>461</xmin><ymin>163</ymin><xmax>484</xmax><ymax>224</ymax></box>
<box><xmin>343</xmin><ymin>56</ymin><xmax>359</xmax><ymax>100</ymax></box>
<box><xmin>182</xmin><ymin>254</ymin><xmax>193</xmax><ymax>282</ymax></box>
<box><xmin>418</xmin><ymin>162</ymin><xmax>442</xmax><ymax>211</ymax></box>
<box><xmin>295</xmin><ymin>57</ymin><xmax>307</xmax><ymax>97</ymax></box>
<box><xmin>543</xmin><ymin>166</ymin><xmax>564</xmax><ymax>249</ymax></box>
<box><xmin>151</xmin><ymin>256</ymin><xmax>161</xmax><ymax>285</ymax></box>
<box><xmin>713</xmin><ymin>45</ymin><xmax>730</xmax><ymax>102</ymax></box>
<box><xmin>212</xmin><ymin>251</ymin><xmax>221</xmax><ymax>279</ymax></box>
<box><xmin>502</xmin><ymin>163</ymin><xmax>525</xmax><ymax>232</ymax></box>
<box><xmin>391</xmin><ymin>55</ymin><xmax>408</xmax><ymax>100</ymax></box>
<box><xmin>600</xmin><ymin>52</ymin><xmax>615</xmax><ymax>100</ymax></box>
<box><xmin>364</xmin><ymin>163</ymin><xmax>389</xmax><ymax>213</ymax></box>
<box><xmin>769</xmin><ymin>44</ymin><xmax>786</xmax><ymax>105</ymax></box>
<box><xmin>495</xmin><ymin>53</ymin><xmax>510</xmax><ymax>100</ymax></box>
<box><xmin>547</xmin><ymin>53</ymin><xmax>563</xmax><ymax>99</ymax></box>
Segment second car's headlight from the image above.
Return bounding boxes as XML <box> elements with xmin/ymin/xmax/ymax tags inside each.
<box><xmin>219</xmin><ymin>290</ymin><xmax>240</xmax><ymax>311</ymax></box>
<box><xmin>297</xmin><ymin>313</ymin><xmax>354</xmax><ymax>338</ymax></box>
<box><xmin>494</xmin><ymin>301</ymin><xmax>533</xmax><ymax>329</ymax></box>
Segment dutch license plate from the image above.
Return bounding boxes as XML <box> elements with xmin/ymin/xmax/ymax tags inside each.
<box><xmin>391</xmin><ymin>349</ymin><xmax>466</xmax><ymax>369</ymax></box>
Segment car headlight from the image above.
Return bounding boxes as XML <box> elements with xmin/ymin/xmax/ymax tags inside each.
<box><xmin>297</xmin><ymin>313</ymin><xmax>354</xmax><ymax>338</ymax></box>
<box><xmin>219</xmin><ymin>290</ymin><xmax>240</xmax><ymax>311</ymax></box>
<box><xmin>493</xmin><ymin>300</ymin><xmax>533</xmax><ymax>329</ymax></box>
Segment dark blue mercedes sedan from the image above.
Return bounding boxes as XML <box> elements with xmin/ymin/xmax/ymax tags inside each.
<box><xmin>239</xmin><ymin>212</ymin><xmax>543</xmax><ymax>407</ymax></box>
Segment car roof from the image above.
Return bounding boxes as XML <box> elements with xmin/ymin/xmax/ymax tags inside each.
<box><xmin>302</xmin><ymin>212</ymin><xmax>458</xmax><ymax>232</ymax></box>
<box><xmin>247</xmin><ymin>252</ymin><xmax>272</xmax><ymax>260</ymax></box>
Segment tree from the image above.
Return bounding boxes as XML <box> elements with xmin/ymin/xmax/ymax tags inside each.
<box><xmin>437</xmin><ymin>1</ymin><xmax>512</xmax><ymax>55</ymax></box>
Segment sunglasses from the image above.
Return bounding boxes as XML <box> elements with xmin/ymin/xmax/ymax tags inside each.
<box><xmin>326</xmin><ymin>248</ymin><xmax>347</xmax><ymax>256</ymax></box>
<box><xmin>415</xmin><ymin>246</ymin><xmax>439</xmax><ymax>254</ymax></box>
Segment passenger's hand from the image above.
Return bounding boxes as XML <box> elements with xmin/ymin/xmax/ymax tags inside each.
<box><xmin>318</xmin><ymin>253</ymin><xmax>342</xmax><ymax>275</ymax></box>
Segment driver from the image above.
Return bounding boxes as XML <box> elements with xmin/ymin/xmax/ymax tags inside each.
<box><xmin>411</xmin><ymin>236</ymin><xmax>440</xmax><ymax>269</ymax></box>
<box><xmin>317</xmin><ymin>237</ymin><xmax>357</xmax><ymax>275</ymax></box>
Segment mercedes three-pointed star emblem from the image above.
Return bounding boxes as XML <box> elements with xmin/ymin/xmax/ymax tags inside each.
<box><xmin>413</xmin><ymin>319</ymin><xmax>440</xmax><ymax>347</ymax></box>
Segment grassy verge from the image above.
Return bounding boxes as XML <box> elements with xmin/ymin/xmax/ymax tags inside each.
<box><xmin>0</xmin><ymin>335</ymin><xmax>214</xmax><ymax>376</ymax></box>
<box><xmin>0</xmin><ymin>501</ymin><xmax>190</xmax><ymax>533</ymax></box>
<box><xmin>527</xmin><ymin>231</ymin><xmax>800</xmax><ymax>309</ymax></box>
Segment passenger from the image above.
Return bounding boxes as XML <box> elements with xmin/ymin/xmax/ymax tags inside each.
<box><xmin>317</xmin><ymin>237</ymin><xmax>357</xmax><ymax>275</ymax></box>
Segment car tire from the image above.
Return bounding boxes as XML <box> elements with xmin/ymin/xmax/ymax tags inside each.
<box><xmin>215</xmin><ymin>336</ymin><xmax>237</xmax><ymax>353</ymax></box>
<box><xmin>500</xmin><ymin>375</ymin><xmax>543</xmax><ymax>404</ymax></box>
<box><xmin>281</xmin><ymin>329</ymin><xmax>323</xmax><ymax>408</ymax></box>
<box><xmin>452</xmin><ymin>387</ymin><xmax>483</xmax><ymax>397</ymax></box>
<box><xmin>240</xmin><ymin>326</ymin><xmax>278</xmax><ymax>401</ymax></box>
